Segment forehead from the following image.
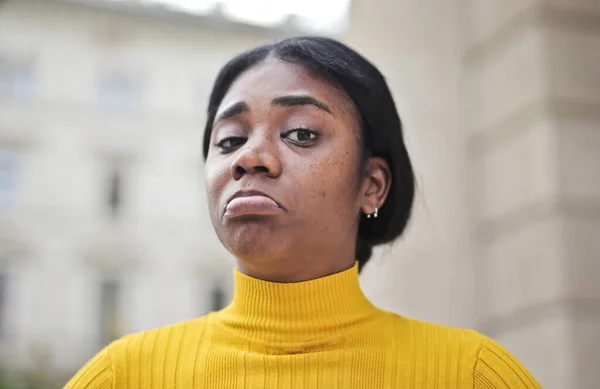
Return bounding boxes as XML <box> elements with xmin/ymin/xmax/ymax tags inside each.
<box><xmin>219</xmin><ymin>58</ymin><xmax>355</xmax><ymax>116</ymax></box>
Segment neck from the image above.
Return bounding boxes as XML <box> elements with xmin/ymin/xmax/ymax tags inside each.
<box><xmin>214</xmin><ymin>262</ymin><xmax>381</xmax><ymax>345</ymax></box>
<box><xmin>236</xmin><ymin>257</ymin><xmax>356</xmax><ymax>283</ymax></box>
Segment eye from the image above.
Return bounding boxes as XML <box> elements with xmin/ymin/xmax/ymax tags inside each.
<box><xmin>215</xmin><ymin>136</ymin><xmax>246</xmax><ymax>152</ymax></box>
<box><xmin>283</xmin><ymin>128</ymin><xmax>320</xmax><ymax>146</ymax></box>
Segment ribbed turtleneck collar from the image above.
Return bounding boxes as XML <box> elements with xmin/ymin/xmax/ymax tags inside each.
<box><xmin>213</xmin><ymin>262</ymin><xmax>382</xmax><ymax>345</ymax></box>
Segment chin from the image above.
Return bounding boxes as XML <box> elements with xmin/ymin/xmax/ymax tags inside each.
<box><xmin>216</xmin><ymin>219</ymin><xmax>286</xmax><ymax>262</ymax></box>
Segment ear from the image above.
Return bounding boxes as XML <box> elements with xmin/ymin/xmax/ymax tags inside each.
<box><xmin>360</xmin><ymin>157</ymin><xmax>391</xmax><ymax>215</ymax></box>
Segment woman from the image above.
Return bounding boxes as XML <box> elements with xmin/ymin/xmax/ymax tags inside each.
<box><xmin>66</xmin><ymin>37</ymin><xmax>541</xmax><ymax>388</ymax></box>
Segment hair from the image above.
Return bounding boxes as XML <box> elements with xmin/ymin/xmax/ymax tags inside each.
<box><xmin>202</xmin><ymin>36</ymin><xmax>415</xmax><ymax>272</ymax></box>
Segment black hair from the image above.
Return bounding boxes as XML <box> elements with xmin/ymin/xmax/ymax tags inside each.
<box><xmin>202</xmin><ymin>36</ymin><xmax>415</xmax><ymax>272</ymax></box>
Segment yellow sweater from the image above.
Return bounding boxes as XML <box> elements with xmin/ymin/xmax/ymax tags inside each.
<box><xmin>65</xmin><ymin>264</ymin><xmax>541</xmax><ymax>388</ymax></box>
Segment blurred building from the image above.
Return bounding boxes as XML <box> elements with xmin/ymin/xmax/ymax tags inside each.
<box><xmin>0</xmin><ymin>0</ymin><xmax>271</xmax><ymax>378</ymax></box>
<box><xmin>0</xmin><ymin>0</ymin><xmax>354</xmax><ymax>382</ymax></box>
<box><xmin>0</xmin><ymin>0</ymin><xmax>599</xmax><ymax>388</ymax></box>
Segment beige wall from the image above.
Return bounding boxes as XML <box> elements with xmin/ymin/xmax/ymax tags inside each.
<box><xmin>461</xmin><ymin>1</ymin><xmax>600</xmax><ymax>388</ymax></box>
<box><xmin>344</xmin><ymin>0</ymin><xmax>475</xmax><ymax>328</ymax></box>
<box><xmin>345</xmin><ymin>1</ymin><xmax>600</xmax><ymax>387</ymax></box>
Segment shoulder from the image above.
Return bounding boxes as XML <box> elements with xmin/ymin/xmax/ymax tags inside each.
<box><xmin>386</xmin><ymin>314</ymin><xmax>541</xmax><ymax>388</ymax></box>
<box><xmin>386</xmin><ymin>313</ymin><xmax>484</xmax><ymax>352</ymax></box>
<box><xmin>64</xmin><ymin>316</ymin><xmax>211</xmax><ymax>389</ymax></box>
<box><xmin>64</xmin><ymin>345</ymin><xmax>113</xmax><ymax>389</ymax></box>
<box><xmin>472</xmin><ymin>335</ymin><xmax>542</xmax><ymax>389</ymax></box>
<box><xmin>107</xmin><ymin>316</ymin><xmax>211</xmax><ymax>358</ymax></box>
<box><xmin>106</xmin><ymin>316</ymin><xmax>211</xmax><ymax>378</ymax></box>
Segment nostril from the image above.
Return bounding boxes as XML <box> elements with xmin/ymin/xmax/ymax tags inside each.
<box><xmin>235</xmin><ymin>165</ymin><xmax>246</xmax><ymax>176</ymax></box>
<box><xmin>254</xmin><ymin>165</ymin><xmax>269</xmax><ymax>174</ymax></box>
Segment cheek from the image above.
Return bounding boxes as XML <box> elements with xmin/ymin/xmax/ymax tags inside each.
<box><xmin>204</xmin><ymin>159</ymin><xmax>229</xmax><ymax>206</ymax></box>
<box><xmin>303</xmin><ymin>151</ymin><xmax>360</xmax><ymax>211</ymax></box>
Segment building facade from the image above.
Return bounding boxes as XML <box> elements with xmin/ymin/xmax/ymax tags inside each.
<box><xmin>0</xmin><ymin>0</ymin><xmax>266</xmax><ymax>376</ymax></box>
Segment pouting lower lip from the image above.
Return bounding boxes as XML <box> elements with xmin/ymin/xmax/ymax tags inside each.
<box><xmin>225</xmin><ymin>190</ymin><xmax>282</xmax><ymax>209</ymax></box>
<box><xmin>224</xmin><ymin>195</ymin><xmax>281</xmax><ymax>217</ymax></box>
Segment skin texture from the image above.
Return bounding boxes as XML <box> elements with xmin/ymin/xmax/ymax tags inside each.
<box><xmin>204</xmin><ymin>58</ymin><xmax>391</xmax><ymax>282</ymax></box>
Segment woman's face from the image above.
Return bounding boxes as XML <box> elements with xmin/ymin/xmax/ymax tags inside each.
<box><xmin>204</xmin><ymin>59</ymin><xmax>382</xmax><ymax>281</ymax></box>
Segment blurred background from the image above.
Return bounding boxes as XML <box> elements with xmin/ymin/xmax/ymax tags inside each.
<box><xmin>0</xmin><ymin>0</ymin><xmax>598</xmax><ymax>387</ymax></box>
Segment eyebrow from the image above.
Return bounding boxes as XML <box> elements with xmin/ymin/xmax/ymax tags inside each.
<box><xmin>213</xmin><ymin>95</ymin><xmax>333</xmax><ymax>124</ymax></box>
<box><xmin>214</xmin><ymin>101</ymin><xmax>249</xmax><ymax>123</ymax></box>
<box><xmin>271</xmin><ymin>95</ymin><xmax>332</xmax><ymax>114</ymax></box>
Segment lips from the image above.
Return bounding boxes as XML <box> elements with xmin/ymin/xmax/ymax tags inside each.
<box><xmin>224</xmin><ymin>190</ymin><xmax>283</xmax><ymax>219</ymax></box>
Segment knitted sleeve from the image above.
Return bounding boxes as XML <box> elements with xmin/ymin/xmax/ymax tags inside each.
<box><xmin>473</xmin><ymin>337</ymin><xmax>542</xmax><ymax>389</ymax></box>
<box><xmin>63</xmin><ymin>346</ymin><xmax>113</xmax><ymax>389</ymax></box>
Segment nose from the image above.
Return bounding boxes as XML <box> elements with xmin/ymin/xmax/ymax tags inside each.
<box><xmin>230</xmin><ymin>137</ymin><xmax>282</xmax><ymax>181</ymax></box>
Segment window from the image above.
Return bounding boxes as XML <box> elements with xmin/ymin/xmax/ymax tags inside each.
<box><xmin>0</xmin><ymin>56</ymin><xmax>34</xmax><ymax>100</ymax></box>
<box><xmin>106</xmin><ymin>167</ymin><xmax>123</xmax><ymax>218</ymax></box>
<box><xmin>99</xmin><ymin>278</ymin><xmax>121</xmax><ymax>346</ymax></box>
<box><xmin>97</xmin><ymin>70</ymin><xmax>141</xmax><ymax>112</ymax></box>
<box><xmin>209</xmin><ymin>283</ymin><xmax>227</xmax><ymax>312</ymax></box>
<box><xmin>0</xmin><ymin>148</ymin><xmax>17</xmax><ymax>211</ymax></box>
<box><xmin>0</xmin><ymin>272</ymin><xmax>6</xmax><ymax>338</ymax></box>
<box><xmin>198</xmin><ymin>277</ymin><xmax>229</xmax><ymax>316</ymax></box>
